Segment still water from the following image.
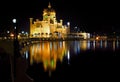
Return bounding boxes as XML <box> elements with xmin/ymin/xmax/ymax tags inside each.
<box><xmin>20</xmin><ymin>40</ymin><xmax>120</xmax><ymax>81</ymax></box>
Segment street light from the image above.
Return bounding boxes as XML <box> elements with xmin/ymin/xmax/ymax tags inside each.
<box><xmin>12</xmin><ymin>19</ymin><xmax>16</xmax><ymax>23</ymax></box>
<box><xmin>12</xmin><ymin>18</ymin><xmax>20</xmax><ymax>78</ymax></box>
<box><xmin>12</xmin><ymin>18</ymin><xmax>17</xmax><ymax>39</ymax></box>
<box><xmin>67</xmin><ymin>22</ymin><xmax>70</xmax><ymax>26</ymax></box>
<box><xmin>12</xmin><ymin>19</ymin><xmax>16</xmax><ymax>29</ymax></box>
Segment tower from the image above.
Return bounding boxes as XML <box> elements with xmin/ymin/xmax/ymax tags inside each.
<box><xmin>29</xmin><ymin>18</ymin><xmax>33</xmax><ymax>37</ymax></box>
<box><xmin>43</xmin><ymin>2</ymin><xmax>56</xmax><ymax>24</ymax></box>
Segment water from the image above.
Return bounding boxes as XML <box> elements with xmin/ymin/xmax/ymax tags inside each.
<box><xmin>20</xmin><ymin>40</ymin><xmax>120</xmax><ymax>81</ymax></box>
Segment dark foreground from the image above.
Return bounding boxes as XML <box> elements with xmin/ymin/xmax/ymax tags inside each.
<box><xmin>1</xmin><ymin>40</ymin><xmax>120</xmax><ymax>82</ymax></box>
<box><xmin>26</xmin><ymin>50</ymin><xmax>120</xmax><ymax>81</ymax></box>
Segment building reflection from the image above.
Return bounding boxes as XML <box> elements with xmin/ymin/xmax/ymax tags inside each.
<box><xmin>20</xmin><ymin>40</ymin><xmax>120</xmax><ymax>76</ymax></box>
<box><xmin>80</xmin><ymin>40</ymin><xmax>90</xmax><ymax>51</ymax></box>
<box><xmin>29</xmin><ymin>41</ymin><xmax>67</xmax><ymax>74</ymax></box>
<box><xmin>116</xmin><ymin>40</ymin><xmax>119</xmax><ymax>48</ymax></box>
<box><xmin>113</xmin><ymin>40</ymin><xmax>115</xmax><ymax>51</ymax></box>
<box><xmin>29</xmin><ymin>40</ymin><xmax>117</xmax><ymax>68</ymax></box>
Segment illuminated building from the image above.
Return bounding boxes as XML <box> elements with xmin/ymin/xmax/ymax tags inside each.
<box><xmin>30</xmin><ymin>2</ymin><xmax>70</xmax><ymax>38</ymax></box>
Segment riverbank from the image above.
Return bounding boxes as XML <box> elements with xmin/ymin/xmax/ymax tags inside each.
<box><xmin>0</xmin><ymin>40</ymin><xmax>14</xmax><ymax>55</ymax></box>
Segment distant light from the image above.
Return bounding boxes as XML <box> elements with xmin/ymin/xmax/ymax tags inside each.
<box><xmin>67</xmin><ymin>50</ymin><xmax>70</xmax><ymax>60</ymax></box>
<box><xmin>67</xmin><ymin>50</ymin><xmax>70</xmax><ymax>65</ymax></box>
<box><xmin>67</xmin><ymin>22</ymin><xmax>70</xmax><ymax>26</ymax></box>
<box><xmin>75</xmin><ymin>26</ymin><xmax>77</xmax><ymax>28</ymax></box>
<box><xmin>12</xmin><ymin>19</ymin><xmax>16</xmax><ymax>23</ymax></box>
<box><xmin>25</xmin><ymin>32</ymin><xmax>28</xmax><ymax>35</ymax></box>
<box><xmin>100</xmin><ymin>40</ymin><xmax>103</xmax><ymax>48</ymax></box>
<box><xmin>22</xmin><ymin>31</ymin><xmax>24</xmax><ymax>34</ymax></box>
<box><xmin>14</xmin><ymin>26</ymin><xmax>16</xmax><ymax>29</ymax></box>
<box><xmin>88</xmin><ymin>33</ymin><xmax>90</xmax><ymax>36</ymax></box>
<box><xmin>87</xmin><ymin>33</ymin><xmax>90</xmax><ymax>38</ymax></box>
<box><xmin>18</xmin><ymin>33</ymin><xmax>21</xmax><ymax>35</ymax></box>
<box><xmin>10</xmin><ymin>33</ymin><xmax>14</xmax><ymax>37</ymax></box>
<box><xmin>25</xmin><ymin>51</ymin><xmax>28</xmax><ymax>59</ymax></box>
<box><xmin>7</xmin><ymin>31</ymin><xmax>10</xmax><ymax>33</ymax></box>
<box><xmin>96</xmin><ymin>37</ymin><xmax>99</xmax><ymax>40</ymax></box>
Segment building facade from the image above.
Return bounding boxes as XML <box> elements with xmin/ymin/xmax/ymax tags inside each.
<box><xmin>30</xmin><ymin>3</ymin><xmax>70</xmax><ymax>38</ymax></box>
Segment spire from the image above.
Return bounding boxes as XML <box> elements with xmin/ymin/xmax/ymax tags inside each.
<box><xmin>48</xmin><ymin>2</ymin><xmax>51</xmax><ymax>8</ymax></box>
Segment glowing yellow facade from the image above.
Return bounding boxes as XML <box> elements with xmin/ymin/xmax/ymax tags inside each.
<box><xmin>30</xmin><ymin>3</ymin><xmax>70</xmax><ymax>38</ymax></box>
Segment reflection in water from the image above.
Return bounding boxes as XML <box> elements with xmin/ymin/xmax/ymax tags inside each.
<box><xmin>93</xmin><ymin>40</ymin><xmax>96</xmax><ymax>50</ymax></box>
<box><xmin>20</xmin><ymin>40</ymin><xmax>120</xmax><ymax>76</ymax></box>
<box><xmin>67</xmin><ymin>50</ymin><xmax>70</xmax><ymax>64</ymax></box>
<box><xmin>25</xmin><ymin>51</ymin><xmax>29</xmax><ymax>59</ymax></box>
<box><xmin>105</xmin><ymin>40</ymin><xmax>107</xmax><ymax>48</ymax></box>
<box><xmin>80</xmin><ymin>40</ymin><xmax>87</xmax><ymax>51</ymax></box>
<box><xmin>113</xmin><ymin>40</ymin><xmax>115</xmax><ymax>51</ymax></box>
<box><xmin>87</xmin><ymin>40</ymin><xmax>90</xmax><ymax>49</ymax></box>
<box><xmin>73</xmin><ymin>41</ymin><xmax>80</xmax><ymax>54</ymax></box>
<box><xmin>100</xmin><ymin>40</ymin><xmax>103</xmax><ymax>48</ymax></box>
<box><xmin>80</xmin><ymin>40</ymin><xmax>91</xmax><ymax>51</ymax></box>
<box><xmin>116</xmin><ymin>40</ymin><xmax>119</xmax><ymax>48</ymax></box>
<box><xmin>29</xmin><ymin>41</ymin><xmax>67</xmax><ymax>76</ymax></box>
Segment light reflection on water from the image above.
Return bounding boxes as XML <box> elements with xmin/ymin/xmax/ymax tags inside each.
<box><xmin>29</xmin><ymin>41</ymin><xmax>66</xmax><ymax>73</ymax></box>
<box><xmin>21</xmin><ymin>40</ymin><xmax>120</xmax><ymax>76</ymax></box>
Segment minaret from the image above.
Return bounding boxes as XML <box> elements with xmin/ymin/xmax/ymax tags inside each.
<box><xmin>60</xmin><ymin>19</ymin><xmax>63</xmax><ymax>25</ymax></box>
<box><xmin>29</xmin><ymin>18</ymin><xmax>33</xmax><ymax>37</ymax></box>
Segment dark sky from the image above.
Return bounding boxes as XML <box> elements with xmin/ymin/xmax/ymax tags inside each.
<box><xmin>0</xmin><ymin>0</ymin><xmax>120</xmax><ymax>33</ymax></box>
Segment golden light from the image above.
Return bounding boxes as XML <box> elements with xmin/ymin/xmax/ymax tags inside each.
<box><xmin>10</xmin><ymin>33</ymin><xmax>14</xmax><ymax>37</ymax></box>
<box><xmin>29</xmin><ymin>41</ymin><xmax>66</xmax><ymax>73</ymax></box>
<box><xmin>96</xmin><ymin>37</ymin><xmax>99</xmax><ymax>40</ymax></box>
<box><xmin>18</xmin><ymin>35</ymin><xmax>20</xmax><ymax>39</ymax></box>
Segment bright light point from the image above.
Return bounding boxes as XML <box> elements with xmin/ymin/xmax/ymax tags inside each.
<box><xmin>87</xmin><ymin>33</ymin><xmax>90</xmax><ymax>38</ymax></box>
<box><xmin>96</xmin><ymin>37</ymin><xmax>99</xmax><ymax>40</ymax></box>
<box><xmin>12</xmin><ymin>19</ymin><xmax>16</xmax><ymax>23</ymax></box>
<box><xmin>25</xmin><ymin>51</ymin><xmax>28</xmax><ymax>59</ymax></box>
<box><xmin>10</xmin><ymin>33</ymin><xmax>14</xmax><ymax>37</ymax></box>
<box><xmin>67</xmin><ymin>22</ymin><xmax>70</xmax><ymax>26</ymax></box>
<box><xmin>88</xmin><ymin>33</ymin><xmax>90</xmax><ymax>36</ymax></box>
<box><xmin>14</xmin><ymin>26</ymin><xmax>16</xmax><ymax>29</ymax></box>
<box><xmin>67</xmin><ymin>50</ymin><xmax>70</xmax><ymax>65</ymax></box>
<box><xmin>67</xmin><ymin>50</ymin><xmax>70</xmax><ymax>60</ymax></box>
<box><xmin>22</xmin><ymin>31</ymin><xmax>24</xmax><ymax>34</ymax></box>
<box><xmin>7</xmin><ymin>31</ymin><xmax>10</xmax><ymax>33</ymax></box>
<box><xmin>25</xmin><ymin>32</ymin><xmax>28</xmax><ymax>35</ymax></box>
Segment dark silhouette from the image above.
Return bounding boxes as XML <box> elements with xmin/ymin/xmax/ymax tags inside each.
<box><xmin>0</xmin><ymin>48</ymin><xmax>12</xmax><ymax>82</ymax></box>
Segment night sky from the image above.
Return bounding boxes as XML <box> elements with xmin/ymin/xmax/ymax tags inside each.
<box><xmin>0</xmin><ymin>0</ymin><xmax>120</xmax><ymax>34</ymax></box>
